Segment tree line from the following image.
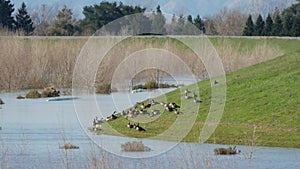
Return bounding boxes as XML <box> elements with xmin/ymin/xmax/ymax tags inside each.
<box><xmin>0</xmin><ymin>0</ymin><xmax>299</xmax><ymax>36</ymax></box>
<box><xmin>243</xmin><ymin>2</ymin><xmax>300</xmax><ymax>36</ymax></box>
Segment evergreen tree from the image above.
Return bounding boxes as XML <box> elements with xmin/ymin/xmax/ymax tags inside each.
<box><xmin>272</xmin><ymin>13</ymin><xmax>283</xmax><ymax>36</ymax></box>
<box><xmin>281</xmin><ymin>1</ymin><xmax>300</xmax><ymax>36</ymax></box>
<box><xmin>263</xmin><ymin>14</ymin><xmax>273</xmax><ymax>36</ymax></box>
<box><xmin>194</xmin><ymin>14</ymin><xmax>205</xmax><ymax>33</ymax></box>
<box><xmin>47</xmin><ymin>6</ymin><xmax>77</xmax><ymax>36</ymax></box>
<box><xmin>80</xmin><ymin>2</ymin><xmax>145</xmax><ymax>35</ymax></box>
<box><xmin>15</xmin><ymin>2</ymin><xmax>34</xmax><ymax>35</ymax></box>
<box><xmin>291</xmin><ymin>14</ymin><xmax>300</xmax><ymax>36</ymax></box>
<box><xmin>187</xmin><ymin>15</ymin><xmax>193</xmax><ymax>24</ymax></box>
<box><xmin>282</xmin><ymin>12</ymin><xmax>294</xmax><ymax>36</ymax></box>
<box><xmin>254</xmin><ymin>14</ymin><xmax>264</xmax><ymax>36</ymax></box>
<box><xmin>243</xmin><ymin>15</ymin><xmax>254</xmax><ymax>36</ymax></box>
<box><xmin>151</xmin><ymin>5</ymin><xmax>166</xmax><ymax>34</ymax></box>
<box><xmin>0</xmin><ymin>0</ymin><xmax>15</xmax><ymax>30</ymax></box>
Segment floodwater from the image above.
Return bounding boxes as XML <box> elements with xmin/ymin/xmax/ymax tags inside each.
<box><xmin>0</xmin><ymin>90</ymin><xmax>299</xmax><ymax>169</ymax></box>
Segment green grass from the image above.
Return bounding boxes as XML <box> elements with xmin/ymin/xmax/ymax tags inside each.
<box><xmin>94</xmin><ymin>38</ymin><xmax>300</xmax><ymax>148</ymax></box>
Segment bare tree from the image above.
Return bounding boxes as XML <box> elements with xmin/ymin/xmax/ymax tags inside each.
<box><xmin>205</xmin><ymin>7</ymin><xmax>248</xmax><ymax>36</ymax></box>
<box><xmin>29</xmin><ymin>3</ymin><xmax>60</xmax><ymax>36</ymax></box>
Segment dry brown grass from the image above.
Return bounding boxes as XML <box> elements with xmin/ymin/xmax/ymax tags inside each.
<box><xmin>0</xmin><ymin>36</ymin><xmax>282</xmax><ymax>91</ymax></box>
<box><xmin>214</xmin><ymin>39</ymin><xmax>283</xmax><ymax>72</ymax></box>
<box><xmin>0</xmin><ymin>36</ymin><xmax>86</xmax><ymax>91</ymax></box>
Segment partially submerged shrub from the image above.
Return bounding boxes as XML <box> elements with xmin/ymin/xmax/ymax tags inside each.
<box><xmin>132</xmin><ymin>84</ymin><xmax>146</xmax><ymax>90</ymax></box>
<box><xmin>41</xmin><ymin>86</ymin><xmax>60</xmax><ymax>97</ymax></box>
<box><xmin>16</xmin><ymin>95</ymin><xmax>25</xmax><ymax>99</ymax></box>
<box><xmin>214</xmin><ymin>146</ymin><xmax>240</xmax><ymax>155</ymax></box>
<box><xmin>158</xmin><ymin>83</ymin><xmax>177</xmax><ymax>88</ymax></box>
<box><xmin>95</xmin><ymin>82</ymin><xmax>111</xmax><ymax>94</ymax></box>
<box><xmin>0</xmin><ymin>98</ymin><xmax>4</xmax><ymax>104</ymax></box>
<box><xmin>26</xmin><ymin>90</ymin><xmax>41</xmax><ymax>98</ymax></box>
<box><xmin>121</xmin><ymin>141</ymin><xmax>151</xmax><ymax>152</ymax></box>
<box><xmin>145</xmin><ymin>80</ymin><xmax>158</xmax><ymax>89</ymax></box>
<box><xmin>59</xmin><ymin>143</ymin><xmax>79</xmax><ymax>150</ymax></box>
<box><xmin>133</xmin><ymin>81</ymin><xmax>176</xmax><ymax>90</ymax></box>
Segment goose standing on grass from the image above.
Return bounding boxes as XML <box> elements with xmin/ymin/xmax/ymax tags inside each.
<box><xmin>174</xmin><ymin>109</ymin><xmax>182</xmax><ymax>115</ymax></box>
<box><xmin>193</xmin><ymin>98</ymin><xmax>202</xmax><ymax>103</ymax></box>
<box><xmin>135</xmin><ymin>123</ymin><xmax>146</xmax><ymax>132</ymax></box>
<box><xmin>184</xmin><ymin>89</ymin><xmax>190</xmax><ymax>94</ymax></box>
<box><xmin>93</xmin><ymin>116</ymin><xmax>104</xmax><ymax>131</ymax></box>
<box><xmin>193</xmin><ymin>92</ymin><xmax>197</xmax><ymax>98</ymax></box>
<box><xmin>141</xmin><ymin>102</ymin><xmax>151</xmax><ymax>109</ymax></box>
<box><xmin>185</xmin><ymin>93</ymin><xmax>191</xmax><ymax>99</ymax></box>
<box><xmin>150</xmin><ymin>110</ymin><xmax>160</xmax><ymax>116</ymax></box>
<box><xmin>169</xmin><ymin>102</ymin><xmax>180</xmax><ymax>109</ymax></box>
<box><xmin>214</xmin><ymin>80</ymin><xmax>218</xmax><ymax>85</ymax></box>
<box><xmin>121</xmin><ymin>110</ymin><xmax>127</xmax><ymax>116</ymax></box>
<box><xmin>106</xmin><ymin>111</ymin><xmax>118</xmax><ymax>121</ymax></box>
<box><xmin>150</xmin><ymin>99</ymin><xmax>159</xmax><ymax>106</ymax></box>
<box><xmin>127</xmin><ymin>122</ymin><xmax>133</xmax><ymax>128</ymax></box>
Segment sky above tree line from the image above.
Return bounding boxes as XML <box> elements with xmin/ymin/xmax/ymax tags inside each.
<box><xmin>11</xmin><ymin>0</ymin><xmax>296</xmax><ymax>19</ymax></box>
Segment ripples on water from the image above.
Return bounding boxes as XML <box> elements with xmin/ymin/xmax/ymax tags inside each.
<box><xmin>0</xmin><ymin>91</ymin><xmax>299</xmax><ymax>169</ymax></box>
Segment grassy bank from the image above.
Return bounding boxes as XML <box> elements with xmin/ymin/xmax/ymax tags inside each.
<box><xmin>99</xmin><ymin>38</ymin><xmax>300</xmax><ymax>148</ymax></box>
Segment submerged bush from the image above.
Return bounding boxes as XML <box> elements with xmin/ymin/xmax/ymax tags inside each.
<box><xmin>16</xmin><ymin>95</ymin><xmax>25</xmax><ymax>99</ymax></box>
<box><xmin>59</xmin><ymin>143</ymin><xmax>79</xmax><ymax>149</ymax></box>
<box><xmin>132</xmin><ymin>84</ymin><xmax>146</xmax><ymax>90</ymax></box>
<box><xmin>121</xmin><ymin>141</ymin><xmax>151</xmax><ymax>152</ymax></box>
<box><xmin>214</xmin><ymin>146</ymin><xmax>240</xmax><ymax>155</ymax></box>
<box><xmin>41</xmin><ymin>87</ymin><xmax>60</xmax><ymax>97</ymax></box>
<box><xmin>0</xmin><ymin>98</ymin><xmax>4</xmax><ymax>104</ymax></box>
<box><xmin>145</xmin><ymin>80</ymin><xmax>158</xmax><ymax>89</ymax></box>
<box><xmin>26</xmin><ymin>90</ymin><xmax>41</xmax><ymax>98</ymax></box>
<box><xmin>95</xmin><ymin>82</ymin><xmax>111</xmax><ymax>94</ymax></box>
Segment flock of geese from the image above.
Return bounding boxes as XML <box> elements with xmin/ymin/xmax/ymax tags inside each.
<box><xmin>92</xmin><ymin>88</ymin><xmax>202</xmax><ymax>132</ymax></box>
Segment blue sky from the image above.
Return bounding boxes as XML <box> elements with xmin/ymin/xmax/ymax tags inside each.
<box><xmin>10</xmin><ymin>0</ymin><xmax>296</xmax><ymax>19</ymax></box>
<box><xmin>11</xmin><ymin>0</ymin><xmax>233</xmax><ymax>18</ymax></box>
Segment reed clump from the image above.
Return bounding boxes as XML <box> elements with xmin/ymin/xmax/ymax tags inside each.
<box><xmin>25</xmin><ymin>90</ymin><xmax>41</xmax><ymax>98</ymax></box>
<box><xmin>121</xmin><ymin>141</ymin><xmax>151</xmax><ymax>152</ymax></box>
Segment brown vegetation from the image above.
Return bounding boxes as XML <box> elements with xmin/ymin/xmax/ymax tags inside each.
<box><xmin>121</xmin><ymin>141</ymin><xmax>151</xmax><ymax>152</ymax></box>
<box><xmin>0</xmin><ymin>36</ymin><xmax>282</xmax><ymax>92</ymax></box>
<box><xmin>0</xmin><ymin>37</ymin><xmax>86</xmax><ymax>91</ymax></box>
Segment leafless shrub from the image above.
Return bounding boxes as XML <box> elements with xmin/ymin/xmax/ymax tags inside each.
<box><xmin>121</xmin><ymin>141</ymin><xmax>151</xmax><ymax>152</ymax></box>
<box><xmin>205</xmin><ymin>7</ymin><xmax>248</xmax><ymax>36</ymax></box>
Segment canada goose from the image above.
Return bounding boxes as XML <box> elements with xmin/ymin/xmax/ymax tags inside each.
<box><xmin>150</xmin><ymin>110</ymin><xmax>160</xmax><ymax>116</ymax></box>
<box><xmin>184</xmin><ymin>89</ymin><xmax>190</xmax><ymax>94</ymax></box>
<box><xmin>193</xmin><ymin>92</ymin><xmax>198</xmax><ymax>98</ymax></box>
<box><xmin>94</xmin><ymin>124</ymin><xmax>101</xmax><ymax>131</ymax></box>
<box><xmin>93</xmin><ymin>117</ymin><xmax>104</xmax><ymax>126</ymax></box>
<box><xmin>135</xmin><ymin>124</ymin><xmax>146</xmax><ymax>131</ymax></box>
<box><xmin>140</xmin><ymin>103</ymin><xmax>151</xmax><ymax>109</ymax></box>
<box><xmin>150</xmin><ymin>99</ymin><xmax>159</xmax><ymax>106</ymax></box>
<box><xmin>193</xmin><ymin>98</ymin><xmax>202</xmax><ymax>103</ymax></box>
<box><xmin>160</xmin><ymin>102</ymin><xmax>166</xmax><ymax>106</ymax></box>
<box><xmin>185</xmin><ymin>93</ymin><xmax>191</xmax><ymax>99</ymax></box>
<box><xmin>121</xmin><ymin>110</ymin><xmax>127</xmax><ymax>116</ymax></box>
<box><xmin>127</xmin><ymin>122</ymin><xmax>133</xmax><ymax>128</ymax></box>
<box><xmin>169</xmin><ymin>102</ymin><xmax>180</xmax><ymax>109</ymax></box>
<box><xmin>214</xmin><ymin>80</ymin><xmax>218</xmax><ymax>85</ymax></box>
<box><xmin>174</xmin><ymin>109</ymin><xmax>182</xmax><ymax>115</ymax></box>
<box><xmin>106</xmin><ymin>111</ymin><xmax>118</xmax><ymax>121</ymax></box>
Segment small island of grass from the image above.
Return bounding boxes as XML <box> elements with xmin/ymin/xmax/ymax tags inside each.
<box><xmin>121</xmin><ymin>141</ymin><xmax>151</xmax><ymax>152</ymax></box>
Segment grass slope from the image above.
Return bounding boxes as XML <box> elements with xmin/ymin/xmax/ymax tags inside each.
<box><xmin>99</xmin><ymin>38</ymin><xmax>300</xmax><ymax>148</ymax></box>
